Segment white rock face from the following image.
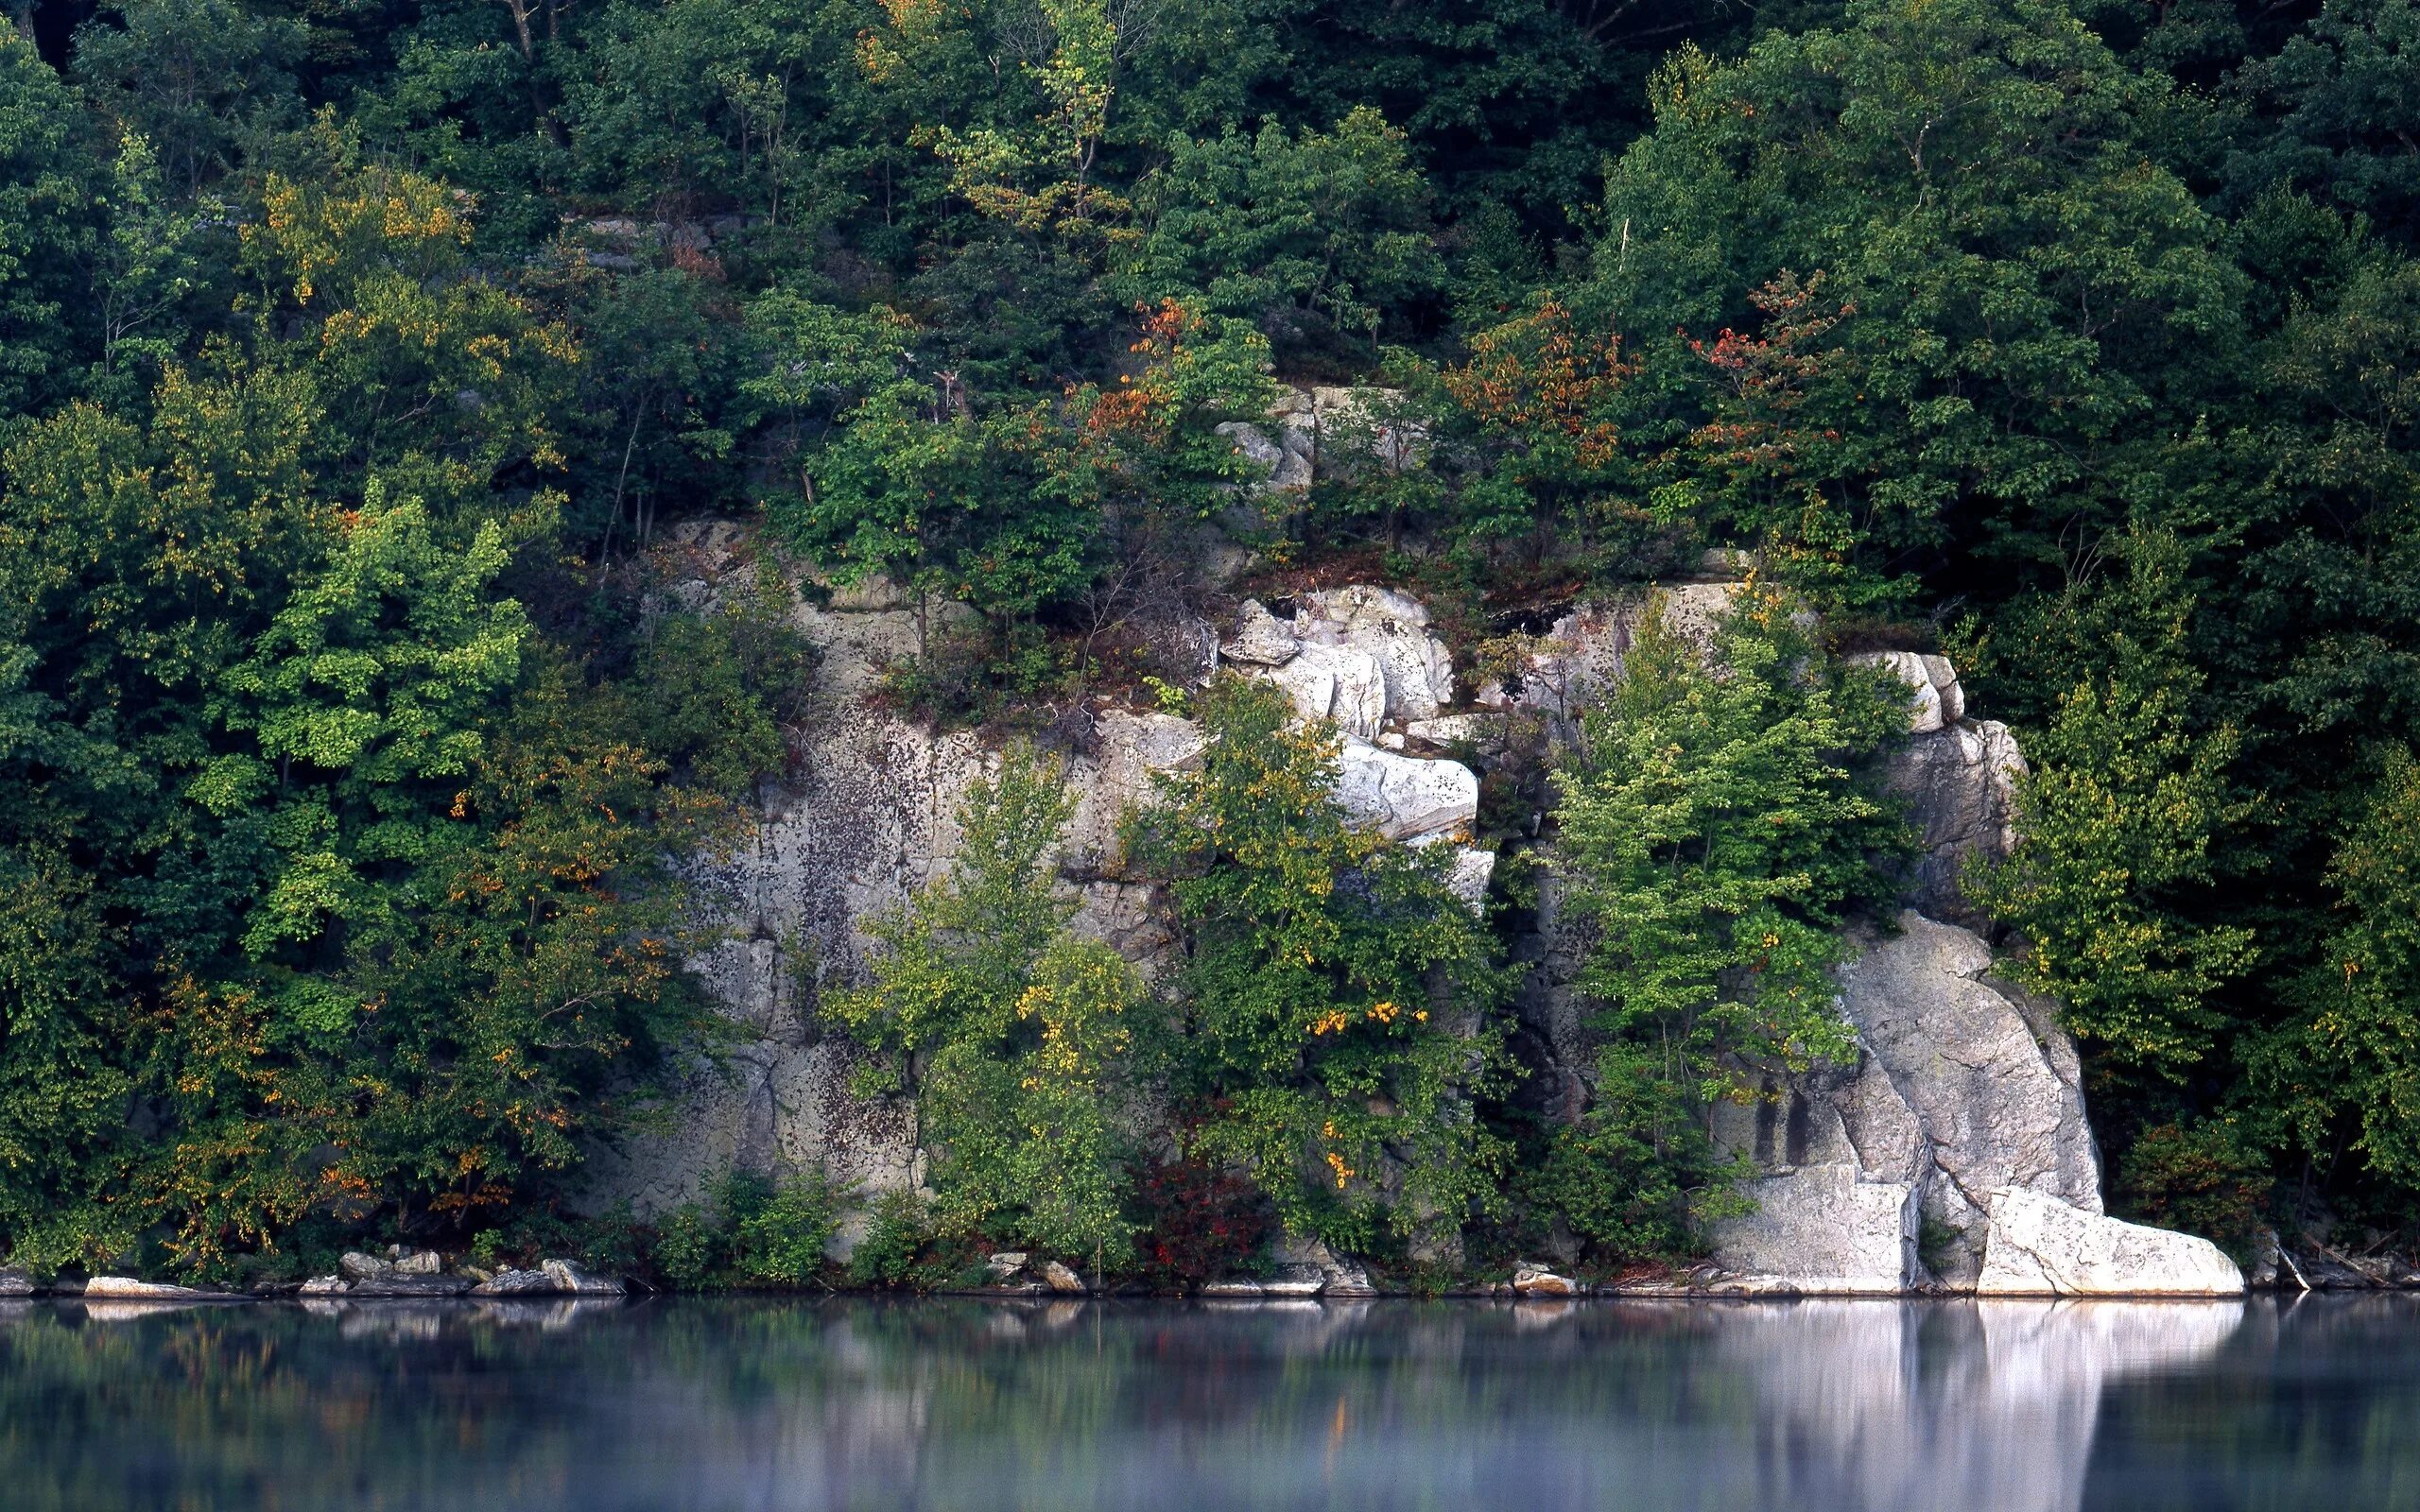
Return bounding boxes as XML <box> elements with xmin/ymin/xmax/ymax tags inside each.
<box><xmin>1709</xmin><ymin>912</ymin><xmax>2104</xmax><ymax>1290</ymax></box>
<box><xmin>1711</xmin><ymin>1165</ymin><xmax>1923</xmax><ymax>1293</ymax></box>
<box><xmin>81</xmin><ymin>1277</ymin><xmax>222</xmax><ymax>1300</ymax></box>
<box><xmin>1293</xmin><ymin>586</ymin><xmax>1455</xmax><ymax>722</ymax></box>
<box><xmin>1439</xmin><ymin>846</ymin><xmax>1496</xmax><ymax>911</ymax></box>
<box><xmin>1220</xmin><ymin>599</ymin><xmax>1300</xmax><ymax>666</ymax></box>
<box><xmin>1334</xmin><ymin>740</ymin><xmax>1478</xmax><ymax>841</ymax></box>
<box><xmin>1977</xmin><ymin>1187</ymin><xmax>2246</xmax><ymax>1297</ymax></box>
<box><xmin>1883</xmin><ymin>718</ymin><xmax>2027</xmax><ymax>927</ymax></box>
<box><xmin>1259</xmin><ymin>642</ymin><xmax>1388</xmax><ymax>737</ymax></box>
<box><xmin>589</xmin><ymin>540</ymin><xmax>1500</xmax><ymax>1236</ymax></box>
<box><xmin>1850</xmin><ymin>650</ymin><xmax>1967</xmax><ymax>734</ymax></box>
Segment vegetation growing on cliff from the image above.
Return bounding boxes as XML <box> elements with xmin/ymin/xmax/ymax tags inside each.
<box><xmin>3</xmin><ymin>0</ymin><xmax>2420</xmax><ymax>1277</ymax></box>
<box><xmin>1533</xmin><ymin>589</ymin><xmax>1911</xmax><ymax>1260</ymax></box>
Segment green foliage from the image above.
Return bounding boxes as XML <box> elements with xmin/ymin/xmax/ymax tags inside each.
<box><xmin>1589</xmin><ymin>0</ymin><xmax>2243</xmax><ymax>607</ymax></box>
<box><xmin>1126</xmin><ymin>107</ymin><xmax>1444</xmax><ymax>352</ymax></box>
<box><xmin>647</xmin><ymin>1169</ymin><xmax>848</xmax><ymax>1288</ymax></box>
<box><xmin>3</xmin><ymin>0</ymin><xmax>2420</xmax><ymax>1269</ymax></box>
<box><xmin>2113</xmin><ymin>1119</ymin><xmax>2272</xmax><ymax>1254</ymax></box>
<box><xmin>2251</xmin><ymin>746</ymin><xmax>2420</xmax><ymax>1190</ymax></box>
<box><xmin>1542</xmin><ymin>586</ymin><xmax>1909</xmax><ymax>1259</ymax></box>
<box><xmin>845</xmin><ymin>1189</ymin><xmax>939</xmax><ymax>1290</ymax></box>
<box><xmin>1969</xmin><ymin>535</ymin><xmax>2256</xmax><ymax>1078</ymax></box>
<box><xmin>832</xmin><ymin>747</ymin><xmax>1142</xmax><ymax>1266</ymax></box>
<box><xmin>1130</xmin><ymin>679</ymin><xmax>1513</xmax><ymax>1253</ymax></box>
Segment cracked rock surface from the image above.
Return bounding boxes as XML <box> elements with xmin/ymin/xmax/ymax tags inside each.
<box><xmin>1708</xmin><ymin>911</ymin><xmax>2104</xmax><ymax>1290</ymax></box>
<box><xmin>1977</xmin><ymin>1187</ymin><xmax>2245</xmax><ymax>1296</ymax></box>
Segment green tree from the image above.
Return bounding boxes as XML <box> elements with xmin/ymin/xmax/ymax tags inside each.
<box><xmin>2253</xmin><ymin>747</ymin><xmax>2420</xmax><ymax>1190</ymax></box>
<box><xmin>1590</xmin><ymin>0</ymin><xmax>2244</xmax><ymax>606</ymax></box>
<box><xmin>1131</xmin><ymin>679</ymin><xmax>1512</xmax><ymax>1253</ymax></box>
<box><xmin>1543</xmin><ymin>585</ymin><xmax>1909</xmax><ymax>1258</ymax></box>
<box><xmin>831</xmin><ymin>747</ymin><xmax>1141</xmax><ymax>1265</ymax></box>
<box><xmin>1969</xmin><ymin>535</ymin><xmax>2256</xmax><ymax>1080</ymax></box>
<box><xmin>1126</xmin><ymin>106</ymin><xmax>1443</xmax><ymax>352</ymax></box>
<box><xmin>74</xmin><ymin>0</ymin><xmax>307</xmax><ymax>197</ymax></box>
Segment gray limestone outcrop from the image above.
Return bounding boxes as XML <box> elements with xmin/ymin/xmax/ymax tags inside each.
<box><xmin>1705</xmin><ymin>912</ymin><xmax>2106</xmax><ymax>1291</ymax></box>
<box><xmin>1215</xmin><ymin>385</ymin><xmax>1424</xmax><ymax>497</ymax></box>
<box><xmin>1976</xmin><ymin>1187</ymin><xmax>2245</xmax><ymax>1296</ymax></box>
<box><xmin>1882</xmin><ymin>719</ymin><xmax>2027</xmax><ymax>929</ymax></box>
<box><xmin>585</xmin><ymin>528</ymin><xmax>1495</xmax><ymax>1234</ymax></box>
<box><xmin>604</xmin><ymin>532</ymin><xmax>2221</xmax><ymax>1293</ymax></box>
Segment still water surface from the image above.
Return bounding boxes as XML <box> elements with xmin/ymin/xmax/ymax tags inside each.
<box><xmin>2</xmin><ymin>1293</ymin><xmax>2414</xmax><ymax>1511</ymax></box>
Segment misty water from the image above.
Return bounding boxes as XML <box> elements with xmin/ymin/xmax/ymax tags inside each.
<box><xmin>3</xmin><ymin>1293</ymin><xmax>2415</xmax><ymax>1511</ymax></box>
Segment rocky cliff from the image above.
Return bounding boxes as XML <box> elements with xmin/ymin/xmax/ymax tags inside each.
<box><xmin>588</xmin><ymin>526</ymin><xmax>2240</xmax><ymax>1295</ymax></box>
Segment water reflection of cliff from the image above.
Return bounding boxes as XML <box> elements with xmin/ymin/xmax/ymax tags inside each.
<box><xmin>3</xmin><ymin>1295</ymin><xmax>2412</xmax><ymax>1512</ymax></box>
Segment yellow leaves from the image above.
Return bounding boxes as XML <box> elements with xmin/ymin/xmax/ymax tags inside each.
<box><xmin>1325</xmin><ymin>1151</ymin><xmax>1354</xmax><ymax>1189</ymax></box>
<box><xmin>1366</xmin><ymin>1000</ymin><xmax>1400</xmax><ymax>1024</ymax></box>
<box><xmin>1309</xmin><ymin>1009</ymin><xmax>1349</xmax><ymax>1037</ymax></box>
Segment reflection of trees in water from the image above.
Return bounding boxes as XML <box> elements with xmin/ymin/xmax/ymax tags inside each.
<box><xmin>0</xmin><ymin>1297</ymin><xmax>2411</xmax><ymax>1511</ymax></box>
<box><xmin>2083</xmin><ymin>1295</ymin><xmax>2420</xmax><ymax>1511</ymax></box>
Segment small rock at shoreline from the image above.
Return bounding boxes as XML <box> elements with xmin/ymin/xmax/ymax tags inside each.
<box><xmin>986</xmin><ymin>1252</ymin><xmax>1028</xmax><ymax>1280</ymax></box>
<box><xmin>1039</xmin><ymin>1260</ymin><xmax>1087</xmax><ymax>1294</ymax></box>
<box><xmin>0</xmin><ymin>1268</ymin><xmax>32</xmax><ymax>1297</ymax></box>
<box><xmin>83</xmin><ymin>1276</ymin><xmax>229</xmax><ymax>1300</ymax></box>
<box><xmin>541</xmin><ymin>1259</ymin><xmax>626</xmax><ymax>1297</ymax></box>
<box><xmin>1261</xmin><ymin>1266</ymin><xmax>1325</xmax><ymax>1298</ymax></box>
<box><xmin>1512</xmin><ymin>1264</ymin><xmax>1579</xmax><ymax>1297</ymax></box>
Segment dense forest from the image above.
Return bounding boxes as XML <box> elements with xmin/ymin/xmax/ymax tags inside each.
<box><xmin>1</xmin><ymin>0</ymin><xmax>2416</xmax><ymax>1286</ymax></box>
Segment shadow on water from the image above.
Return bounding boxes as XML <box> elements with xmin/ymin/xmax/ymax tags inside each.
<box><xmin>0</xmin><ymin>1294</ymin><xmax>2414</xmax><ymax>1512</ymax></box>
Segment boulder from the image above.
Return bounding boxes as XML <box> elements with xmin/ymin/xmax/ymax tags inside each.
<box><xmin>1849</xmin><ymin>650</ymin><xmax>1966</xmax><ymax>735</ymax></box>
<box><xmin>1512</xmin><ymin>1264</ymin><xmax>1579</xmax><ymax>1297</ymax></box>
<box><xmin>1708</xmin><ymin>1167</ymin><xmax>1922</xmax><ymax>1295</ymax></box>
<box><xmin>1260</xmin><ymin>1265</ymin><xmax>1326</xmax><ymax>1298</ymax></box>
<box><xmin>1038</xmin><ymin>1260</ymin><xmax>1087</xmax><ymax>1295</ymax></box>
<box><xmin>1708</xmin><ymin>912</ymin><xmax>2101</xmax><ymax>1289</ymax></box>
<box><xmin>1255</xmin><ymin>642</ymin><xmax>1388</xmax><ymax>737</ymax></box>
<box><xmin>1403</xmin><ymin>713</ymin><xmax>1497</xmax><ymax>748</ymax></box>
<box><xmin>299</xmin><ymin>1275</ymin><xmax>351</xmax><ymax>1297</ymax></box>
<box><xmin>81</xmin><ymin>1277</ymin><xmax>245</xmax><ymax>1301</ymax></box>
<box><xmin>1215</xmin><ymin>421</ymin><xmax>1312</xmax><ymax>493</ymax></box>
<box><xmin>1976</xmin><ymin>1187</ymin><xmax>2245</xmax><ymax>1296</ymax></box>
<box><xmin>1882</xmin><ymin>719</ymin><xmax>2026</xmax><ymax>927</ymax></box>
<box><xmin>1220</xmin><ymin>600</ymin><xmax>1301</xmax><ymax>666</ymax></box>
<box><xmin>985</xmin><ymin>1251</ymin><xmax>1028</xmax><ymax>1280</ymax></box>
<box><xmin>1294</xmin><ymin>586</ymin><xmax>1454</xmax><ymax>722</ymax></box>
<box><xmin>540</xmin><ymin>1260</ymin><xmax>626</xmax><ymax>1297</ymax></box>
<box><xmin>338</xmin><ymin>1251</ymin><xmax>391</xmax><ymax>1282</ymax></box>
<box><xmin>1333</xmin><ymin>741</ymin><xmax>1478</xmax><ymax>841</ymax></box>
<box><xmin>1439</xmin><ymin>846</ymin><xmax>1496</xmax><ymax>911</ymax></box>
<box><xmin>470</xmin><ymin>1268</ymin><xmax>557</xmax><ymax>1297</ymax></box>
<box><xmin>0</xmin><ymin>1268</ymin><xmax>31</xmax><ymax>1297</ymax></box>
<box><xmin>392</xmin><ymin>1249</ymin><xmax>444</xmax><ymax>1276</ymax></box>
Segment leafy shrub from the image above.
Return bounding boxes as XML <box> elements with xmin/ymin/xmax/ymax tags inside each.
<box><xmin>1132</xmin><ymin>1154</ymin><xmax>1272</xmax><ymax>1289</ymax></box>
<box><xmin>643</xmin><ymin>1170</ymin><xmax>848</xmax><ymax>1289</ymax></box>
<box><xmin>1128</xmin><ymin>679</ymin><xmax>1515</xmax><ymax>1253</ymax></box>
<box><xmin>832</xmin><ymin>747</ymin><xmax>1143</xmax><ymax>1267</ymax></box>
<box><xmin>2115</xmin><ymin>1122</ymin><xmax>2272</xmax><ymax>1254</ymax></box>
<box><xmin>845</xmin><ymin>1190</ymin><xmax>937</xmax><ymax>1290</ymax></box>
<box><xmin>1541</xmin><ymin>586</ymin><xmax>1908</xmax><ymax>1262</ymax></box>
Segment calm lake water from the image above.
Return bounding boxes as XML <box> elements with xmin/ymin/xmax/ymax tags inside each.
<box><xmin>2</xmin><ymin>1293</ymin><xmax>2414</xmax><ymax>1512</ymax></box>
